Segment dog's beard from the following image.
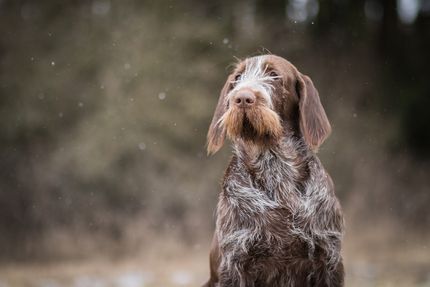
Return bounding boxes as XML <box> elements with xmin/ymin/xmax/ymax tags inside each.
<box><xmin>219</xmin><ymin>105</ymin><xmax>283</xmax><ymax>144</ymax></box>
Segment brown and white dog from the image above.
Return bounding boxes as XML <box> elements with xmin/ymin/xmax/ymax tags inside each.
<box><xmin>203</xmin><ymin>55</ymin><xmax>344</xmax><ymax>287</ymax></box>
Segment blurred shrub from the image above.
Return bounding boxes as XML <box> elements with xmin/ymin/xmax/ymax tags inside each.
<box><xmin>0</xmin><ymin>0</ymin><xmax>429</xmax><ymax>260</ymax></box>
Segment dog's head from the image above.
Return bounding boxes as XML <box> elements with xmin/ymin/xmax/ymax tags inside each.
<box><xmin>207</xmin><ymin>55</ymin><xmax>331</xmax><ymax>155</ymax></box>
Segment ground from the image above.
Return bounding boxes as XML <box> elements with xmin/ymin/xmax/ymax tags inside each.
<box><xmin>1</xmin><ymin>233</ymin><xmax>429</xmax><ymax>287</ymax></box>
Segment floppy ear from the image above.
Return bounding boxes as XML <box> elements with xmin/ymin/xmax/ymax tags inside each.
<box><xmin>207</xmin><ymin>76</ymin><xmax>231</xmax><ymax>155</ymax></box>
<box><xmin>296</xmin><ymin>73</ymin><xmax>331</xmax><ymax>151</ymax></box>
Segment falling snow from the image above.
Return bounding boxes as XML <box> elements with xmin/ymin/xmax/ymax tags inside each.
<box><xmin>138</xmin><ymin>142</ymin><xmax>146</xmax><ymax>150</ymax></box>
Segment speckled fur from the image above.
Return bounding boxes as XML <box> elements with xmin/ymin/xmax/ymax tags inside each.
<box><xmin>204</xmin><ymin>55</ymin><xmax>344</xmax><ymax>287</ymax></box>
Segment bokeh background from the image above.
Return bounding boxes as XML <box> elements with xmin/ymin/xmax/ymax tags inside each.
<box><xmin>0</xmin><ymin>0</ymin><xmax>429</xmax><ymax>286</ymax></box>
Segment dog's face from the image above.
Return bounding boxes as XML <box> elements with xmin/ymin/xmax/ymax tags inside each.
<box><xmin>207</xmin><ymin>55</ymin><xmax>331</xmax><ymax>155</ymax></box>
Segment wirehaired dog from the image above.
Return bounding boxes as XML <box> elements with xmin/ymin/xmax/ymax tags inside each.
<box><xmin>203</xmin><ymin>55</ymin><xmax>344</xmax><ymax>287</ymax></box>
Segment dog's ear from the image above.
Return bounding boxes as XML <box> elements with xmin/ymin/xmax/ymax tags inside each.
<box><xmin>207</xmin><ymin>76</ymin><xmax>232</xmax><ymax>155</ymax></box>
<box><xmin>296</xmin><ymin>73</ymin><xmax>331</xmax><ymax>151</ymax></box>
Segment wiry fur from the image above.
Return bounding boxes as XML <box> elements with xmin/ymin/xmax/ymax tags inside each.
<box><xmin>204</xmin><ymin>55</ymin><xmax>344</xmax><ymax>287</ymax></box>
<box><xmin>227</xmin><ymin>55</ymin><xmax>279</xmax><ymax>108</ymax></box>
<box><xmin>219</xmin><ymin>102</ymin><xmax>283</xmax><ymax>143</ymax></box>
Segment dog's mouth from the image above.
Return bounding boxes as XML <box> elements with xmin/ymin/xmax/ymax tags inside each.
<box><xmin>241</xmin><ymin>115</ymin><xmax>258</xmax><ymax>141</ymax></box>
<box><xmin>220</xmin><ymin>106</ymin><xmax>283</xmax><ymax>143</ymax></box>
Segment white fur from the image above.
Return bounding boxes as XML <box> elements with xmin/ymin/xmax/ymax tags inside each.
<box><xmin>226</xmin><ymin>55</ymin><xmax>280</xmax><ymax>108</ymax></box>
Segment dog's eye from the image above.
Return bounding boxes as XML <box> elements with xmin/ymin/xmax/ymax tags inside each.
<box><xmin>270</xmin><ymin>71</ymin><xmax>279</xmax><ymax>78</ymax></box>
<box><xmin>234</xmin><ymin>73</ymin><xmax>242</xmax><ymax>82</ymax></box>
<box><xmin>231</xmin><ymin>73</ymin><xmax>242</xmax><ymax>89</ymax></box>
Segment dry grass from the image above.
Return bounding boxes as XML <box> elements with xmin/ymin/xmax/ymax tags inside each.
<box><xmin>1</xmin><ymin>225</ymin><xmax>429</xmax><ymax>287</ymax></box>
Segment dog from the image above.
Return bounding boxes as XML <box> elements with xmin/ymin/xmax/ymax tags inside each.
<box><xmin>203</xmin><ymin>55</ymin><xmax>344</xmax><ymax>287</ymax></box>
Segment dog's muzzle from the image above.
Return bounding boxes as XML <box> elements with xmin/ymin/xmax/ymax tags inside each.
<box><xmin>232</xmin><ymin>89</ymin><xmax>256</xmax><ymax>109</ymax></box>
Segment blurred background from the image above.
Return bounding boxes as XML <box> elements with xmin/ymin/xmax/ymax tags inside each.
<box><xmin>0</xmin><ymin>0</ymin><xmax>429</xmax><ymax>286</ymax></box>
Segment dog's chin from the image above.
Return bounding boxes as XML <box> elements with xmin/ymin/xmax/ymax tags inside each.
<box><xmin>221</xmin><ymin>106</ymin><xmax>283</xmax><ymax>145</ymax></box>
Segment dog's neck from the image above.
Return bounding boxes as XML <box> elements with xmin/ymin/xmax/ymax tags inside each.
<box><xmin>234</xmin><ymin>135</ymin><xmax>308</xmax><ymax>160</ymax></box>
<box><xmin>233</xmin><ymin>136</ymin><xmax>311</xmax><ymax>187</ymax></box>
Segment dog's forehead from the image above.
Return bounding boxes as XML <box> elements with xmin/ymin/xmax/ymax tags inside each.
<box><xmin>236</xmin><ymin>55</ymin><xmax>295</xmax><ymax>75</ymax></box>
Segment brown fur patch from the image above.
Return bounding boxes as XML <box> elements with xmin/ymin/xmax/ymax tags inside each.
<box><xmin>220</xmin><ymin>104</ymin><xmax>283</xmax><ymax>144</ymax></box>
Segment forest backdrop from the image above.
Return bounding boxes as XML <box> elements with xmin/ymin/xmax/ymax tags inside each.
<box><xmin>0</xmin><ymin>0</ymin><xmax>429</xmax><ymax>285</ymax></box>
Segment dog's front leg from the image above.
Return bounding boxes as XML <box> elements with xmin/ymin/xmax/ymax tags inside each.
<box><xmin>203</xmin><ymin>233</ymin><xmax>221</xmax><ymax>287</ymax></box>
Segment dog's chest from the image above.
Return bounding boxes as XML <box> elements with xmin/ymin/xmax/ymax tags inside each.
<box><xmin>217</xmin><ymin>155</ymin><xmax>313</xmax><ymax>252</ymax></box>
<box><xmin>223</xmin><ymin>153</ymin><xmax>305</xmax><ymax>214</ymax></box>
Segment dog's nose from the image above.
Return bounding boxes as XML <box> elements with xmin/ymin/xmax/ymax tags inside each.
<box><xmin>233</xmin><ymin>90</ymin><xmax>256</xmax><ymax>108</ymax></box>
